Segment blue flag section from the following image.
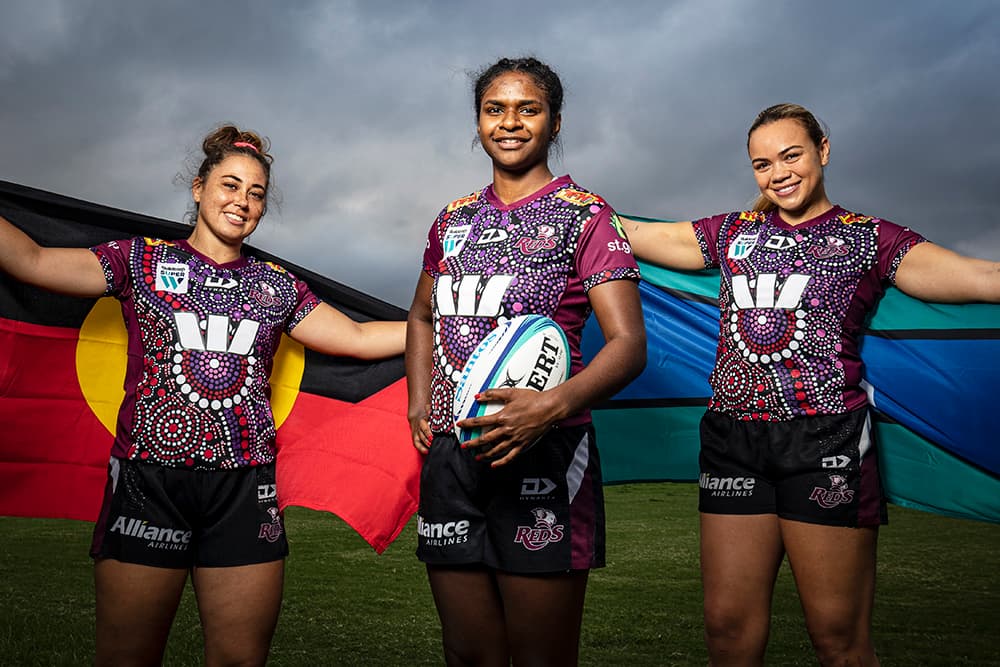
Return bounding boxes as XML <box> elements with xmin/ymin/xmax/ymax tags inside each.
<box><xmin>583</xmin><ymin>244</ymin><xmax>1000</xmax><ymax>525</ymax></box>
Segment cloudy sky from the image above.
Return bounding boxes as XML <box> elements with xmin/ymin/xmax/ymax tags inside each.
<box><xmin>1</xmin><ymin>1</ymin><xmax>997</xmax><ymax>308</ymax></box>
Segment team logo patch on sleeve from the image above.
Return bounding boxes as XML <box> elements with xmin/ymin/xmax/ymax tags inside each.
<box><xmin>555</xmin><ymin>188</ymin><xmax>602</xmax><ymax>207</ymax></box>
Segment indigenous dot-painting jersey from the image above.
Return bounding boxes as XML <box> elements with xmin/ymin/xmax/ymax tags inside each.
<box><xmin>422</xmin><ymin>175</ymin><xmax>640</xmax><ymax>433</ymax></box>
<box><xmin>692</xmin><ymin>206</ymin><xmax>926</xmax><ymax>421</ymax></box>
<box><xmin>90</xmin><ymin>237</ymin><xmax>320</xmax><ymax>469</ymax></box>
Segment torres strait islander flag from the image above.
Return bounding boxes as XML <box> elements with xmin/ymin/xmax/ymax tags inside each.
<box><xmin>0</xmin><ymin>180</ymin><xmax>418</xmax><ymax>553</ymax></box>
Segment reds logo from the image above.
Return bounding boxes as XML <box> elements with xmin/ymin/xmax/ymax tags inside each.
<box><xmin>249</xmin><ymin>280</ymin><xmax>282</xmax><ymax>307</ymax></box>
<box><xmin>808</xmin><ymin>236</ymin><xmax>851</xmax><ymax>259</ymax></box>
<box><xmin>513</xmin><ymin>507</ymin><xmax>565</xmax><ymax>551</ymax></box>
<box><xmin>809</xmin><ymin>474</ymin><xmax>855</xmax><ymax>509</ymax></box>
<box><xmin>515</xmin><ymin>225</ymin><xmax>558</xmax><ymax>255</ymax></box>
<box><xmin>258</xmin><ymin>507</ymin><xmax>284</xmax><ymax>542</ymax></box>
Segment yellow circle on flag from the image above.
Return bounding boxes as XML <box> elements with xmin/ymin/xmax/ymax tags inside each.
<box><xmin>76</xmin><ymin>297</ymin><xmax>305</xmax><ymax>435</ymax></box>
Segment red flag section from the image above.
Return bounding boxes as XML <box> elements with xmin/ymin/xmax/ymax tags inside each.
<box><xmin>0</xmin><ymin>181</ymin><xmax>419</xmax><ymax>553</ymax></box>
<box><xmin>276</xmin><ymin>379</ymin><xmax>419</xmax><ymax>553</ymax></box>
<box><xmin>0</xmin><ymin>317</ymin><xmax>110</xmax><ymax>519</ymax></box>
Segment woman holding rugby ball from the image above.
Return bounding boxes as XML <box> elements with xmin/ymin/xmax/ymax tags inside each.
<box><xmin>406</xmin><ymin>57</ymin><xmax>646</xmax><ymax>665</ymax></box>
<box><xmin>623</xmin><ymin>103</ymin><xmax>1000</xmax><ymax>666</ymax></box>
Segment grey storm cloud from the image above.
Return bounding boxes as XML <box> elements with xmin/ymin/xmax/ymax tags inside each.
<box><xmin>1</xmin><ymin>0</ymin><xmax>998</xmax><ymax>307</ymax></box>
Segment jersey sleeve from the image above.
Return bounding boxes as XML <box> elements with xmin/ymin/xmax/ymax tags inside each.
<box><xmin>575</xmin><ymin>207</ymin><xmax>641</xmax><ymax>292</ymax></box>
<box><xmin>285</xmin><ymin>276</ymin><xmax>322</xmax><ymax>334</ymax></box>
<box><xmin>690</xmin><ymin>213</ymin><xmax>729</xmax><ymax>269</ymax></box>
<box><xmin>89</xmin><ymin>237</ymin><xmax>135</xmax><ymax>297</ymax></box>
<box><xmin>421</xmin><ymin>210</ymin><xmax>447</xmax><ymax>278</ymax></box>
<box><xmin>877</xmin><ymin>219</ymin><xmax>928</xmax><ymax>284</ymax></box>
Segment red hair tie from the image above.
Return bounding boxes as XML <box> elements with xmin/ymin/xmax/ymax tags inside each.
<box><xmin>233</xmin><ymin>141</ymin><xmax>259</xmax><ymax>153</ymax></box>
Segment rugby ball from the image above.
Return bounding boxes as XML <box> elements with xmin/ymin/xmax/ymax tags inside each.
<box><xmin>453</xmin><ymin>314</ymin><xmax>570</xmax><ymax>443</ymax></box>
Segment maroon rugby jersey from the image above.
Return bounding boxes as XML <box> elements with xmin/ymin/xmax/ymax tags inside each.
<box><xmin>91</xmin><ymin>237</ymin><xmax>319</xmax><ymax>468</ymax></box>
<box><xmin>692</xmin><ymin>206</ymin><xmax>926</xmax><ymax>421</ymax></box>
<box><xmin>421</xmin><ymin>175</ymin><xmax>640</xmax><ymax>433</ymax></box>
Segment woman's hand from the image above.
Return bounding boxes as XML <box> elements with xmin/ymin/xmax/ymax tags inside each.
<box><xmin>409</xmin><ymin>404</ymin><xmax>433</xmax><ymax>455</ymax></box>
<box><xmin>406</xmin><ymin>272</ymin><xmax>435</xmax><ymax>455</ymax></box>
<box><xmin>456</xmin><ymin>386</ymin><xmax>563</xmax><ymax>467</ymax></box>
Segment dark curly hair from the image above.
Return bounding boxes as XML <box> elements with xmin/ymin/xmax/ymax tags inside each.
<box><xmin>187</xmin><ymin>124</ymin><xmax>275</xmax><ymax>221</ymax></box>
<box><xmin>473</xmin><ymin>57</ymin><xmax>564</xmax><ymax>119</ymax></box>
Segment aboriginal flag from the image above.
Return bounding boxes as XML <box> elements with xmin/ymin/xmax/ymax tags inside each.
<box><xmin>0</xmin><ymin>180</ymin><xmax>419</xmax><ymax>553</ymax></box>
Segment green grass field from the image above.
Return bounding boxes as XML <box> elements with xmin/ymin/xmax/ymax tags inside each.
<box><xmin>1</xmin><ymin>483</ymin><xmax>997</xmax><ymax>666</ymax></box>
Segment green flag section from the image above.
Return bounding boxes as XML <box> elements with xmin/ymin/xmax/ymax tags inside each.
<box><xmin>875</xmin><ymin>420</ymin><xmax>1000</xmax><ymax>522</ymax></box>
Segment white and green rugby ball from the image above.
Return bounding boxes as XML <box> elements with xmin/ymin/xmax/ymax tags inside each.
<box><xmin>453</xmin><ymin>314</ymin><xmax>570</xmax><ymax>443</ymax></box>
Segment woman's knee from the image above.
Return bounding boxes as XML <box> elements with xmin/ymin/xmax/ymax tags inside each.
<box><xmin>804</xmin><ymin>614</ymin><xmax>876</xmax><ymax>666</ymax></box>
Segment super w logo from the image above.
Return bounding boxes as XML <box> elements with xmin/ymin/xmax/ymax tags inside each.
<box><xmin>172</xmin><ymin>313</ymin><xmax>260</xmax><ymax>355</ymax></box>
<box><xmin>731</xmin><ymin>273</ymin><xmax>811</xmax><ymax>310</ymax></box>
<box><xmin>435</xmin><ymin>274</ymin><xmax>514</xmax><ymax>317</ymax></box>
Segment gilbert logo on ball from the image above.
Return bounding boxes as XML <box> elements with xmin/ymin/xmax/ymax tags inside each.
<box><xmin>453</xmin><ymin>314</ymin><xmax>570</xmax><ymax>443</ymax></box>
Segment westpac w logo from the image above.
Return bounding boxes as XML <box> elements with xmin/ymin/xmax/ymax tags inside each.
<box><xmin>172</xmin><ymin>313</ymin><xmax>260</xmax><ymax>355</ymax></box>
<box><xmin>156</xmin><ymin>262</ymin><xmax>189</xmax><ymax>294</ymax></box>
<box><xmin>731</xmin><ymin>273</ymin><xmax>811</xmax><ymax>310</ymax></box>
<box><xmin>435</xmin><ymin>274</ymin><xmax>514</xmax><ymax>317</ymax></box>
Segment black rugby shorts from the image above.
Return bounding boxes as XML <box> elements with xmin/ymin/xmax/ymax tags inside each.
<box><xmin>416</xmin><ymin>424</ymin><xmax>605</xmax><ymax>573</ymax></box>
<box><xmin>698</xmin><ymin>408</ymin><xmax>887</xmax><ymax>527</ymax></box>
<box><xmin>90</xmin><ymin>458</ymin><xmax>289</xmax><ymax>568</ymax></box>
